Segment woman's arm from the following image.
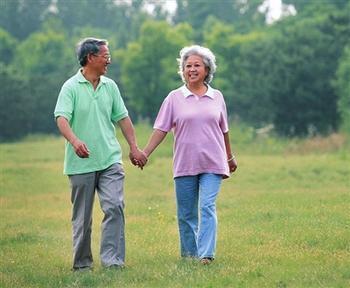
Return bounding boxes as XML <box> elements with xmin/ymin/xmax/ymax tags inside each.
<box><xmin>143</xmin><ymin>129</ymin><xmax>168</xmax><ymax>158</ymax></box>
<box><xmin>224</xmin><ymin>132</ymin><xmax>238</xmax><ymax>173</ymax></box>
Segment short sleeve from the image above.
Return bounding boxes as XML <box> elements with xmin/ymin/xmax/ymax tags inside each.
<box><xmin>219</xmin><ymin>92</ymin><xmax>229</xmax><ymax>133</ymax></box>
<box><xmin>154</xmin><ymin>95</ymin><xmax>174</xmax><ymax>132</ymax></box>
<box><xmin>110</xmin><ymin>82</ymin><xmax>128</xmax><ymax>123</ymax></box>
<box><xmin>54</xmin><ymin>82</ymin><xmax>74</xmax><ymax>122</ymax></box>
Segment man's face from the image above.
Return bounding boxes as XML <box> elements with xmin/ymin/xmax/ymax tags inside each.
<box><xmin>90</xmin><ymin>45</ymin><xmax>111</xmax><ymax>75</ymax></box>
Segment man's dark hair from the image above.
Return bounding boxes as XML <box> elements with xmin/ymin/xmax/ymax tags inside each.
<box><xmin>76</xmin><ymin>38</ymin><xmax>108</xmax><ymax>66</ymax></box>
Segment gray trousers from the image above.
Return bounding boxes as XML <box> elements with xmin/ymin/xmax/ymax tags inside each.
<box><xmin>69</xmin><ymin>163</ymin><xmax>125</xmax><ymax>269</ymax></box>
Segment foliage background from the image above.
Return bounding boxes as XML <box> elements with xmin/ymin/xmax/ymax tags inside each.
<box><xmin>0</xmin><ymin>0</ymin><xmax>349</xmax><ymax>140</ymax></box>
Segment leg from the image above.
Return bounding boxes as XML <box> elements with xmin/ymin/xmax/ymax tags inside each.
<box><xmin>96</xmin><ymin>163</ymin><xmax>125</xmax><ymax>267</ymax></box>
<box><xmin>69</xmin><ymin>172</ymin><xmax>96</xmax><ymax>270</ymax></box>
<box><xmin>174</xmin><ymin>176</ymin><xmax>199</xmax><ymax>257</ymax></box>
<box><xmin>197</xmin><ymin>173</ymin><xmax>222</xmax><ymax>260</ymax></box>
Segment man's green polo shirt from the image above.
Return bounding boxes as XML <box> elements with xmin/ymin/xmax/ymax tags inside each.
<box><xmin>54</xmin><ymin>70</ymin><xmax>128</xmax><ymax>175</ymax></box>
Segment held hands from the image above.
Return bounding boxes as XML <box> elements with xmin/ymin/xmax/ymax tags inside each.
<box><xmin>129</xmin><ymin>147</ymin><xmax>148</xmax><ymax>170</ymax></box>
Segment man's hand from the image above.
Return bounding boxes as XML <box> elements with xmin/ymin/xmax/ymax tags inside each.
<box><xmin>72</xmin><ymin>138</ymin><xmax>90</xmax><ymax>158</ymax></box>
<box><xmin>56</xmin><ymin>116</ymin><xmax>89</xmax><ymax>158</ymax></box>
<box><xmin>129</xmin><ymin>148</ymin><xmax>148</xmax><ymax>169</ymax></box>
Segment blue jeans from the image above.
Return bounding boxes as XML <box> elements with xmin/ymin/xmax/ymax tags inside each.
<box><xmin>174</xmin><ymin>173</ymin><xmax>222</xmax><ymax>259</ymax></box>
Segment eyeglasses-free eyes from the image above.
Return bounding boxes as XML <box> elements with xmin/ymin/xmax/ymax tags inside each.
<box><xmin>92</xmin><ymin>54</ymin><xmax>111</xmax><ymax>62</ymax></box>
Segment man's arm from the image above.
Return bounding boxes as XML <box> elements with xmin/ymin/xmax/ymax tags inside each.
<box><xmin>117</xmin><ymin>116</ymin><xmax>147</xmax><ymax>168</ymax></box>
<box><xmin>56</xmin><ymin>116</ymin><xmax>90</xmax><ymax>158</ymax></box>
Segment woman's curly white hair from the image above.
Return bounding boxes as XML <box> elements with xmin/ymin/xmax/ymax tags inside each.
<box><xmin>177</xmin><ymin>45</ymin><xmax>217</xmax><ymax>84</ymax></box>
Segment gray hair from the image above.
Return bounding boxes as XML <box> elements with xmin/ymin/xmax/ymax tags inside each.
<box><xmin>177</xmin><ymin>45</ymin><xmax>217</xmax><ymax>84</ymax></box>
<box><xmin>76</xmin><ymin>37</ymin><xmax>108</xmax><ymax>66</ymax></box>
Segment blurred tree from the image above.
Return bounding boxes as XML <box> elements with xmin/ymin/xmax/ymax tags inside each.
<box><xmin>117</xmin><ymin>20</ymin><xmax>192</xmax><ymax>121</ymax></box>
<box><xmin>0</xmin><ymin>28</ymin><xmax>18</xmax><ymax>65</ymax></box>
<box><xmin>287</xmin><ymin>0</ymin><xmax>349</xmax><ymax>14</ymax></box>
<box><xmin>173</xmin><ymin>0</ymin><xmax>236</xmax><ymax>29</ymax></box>
<box><xmin>0</xmin><ymin>64</ymin><xmax>32</xmax><ymax>141</ymax></box>
<box><xmin>269</xmin><ymin>8</ymin><xmax>350</xmax><ymax>136</ymax></box>
<box><xmin>13</xmin><ymin>20</ymin><xmax>75</xmax><ymax>78</ymax></box>
<box><xmin>334</xmin><ymin>45</ymin><xmax>350</xmax><ymax>132</ymax></box>
<box><xmin>55</xmin><ymin>0</ymin><xmax>117</xmax><ymax>32</ymax></box>
<box><xmin>55</xmin><ymin>0</ymin><xmax>152</xmax><ymax>48</ymax></box>
<box><xmin>0</xmin><ymin>0</ymin><xmax>51</xmax><ymax>39</ymax></box>
<box><xmin>0</xmin><ymin>74</ymin><xmax>60</xmax><ymax>138</ymax></box>
<box><xmin>173</xmin><ymin>0</ymin><xmax>265</xmax><ymax>41</ymax></box>
<box><xmin>205</xmin><ymin>4</ymin><xmax>350</xmax><ymax>136</ymax></box>
<box><xmin>29</xmin><ymin>75</ymin><xmax>64</xmax><ymax>135</ymax></box>
<box><xmin>205</xmin><ymin>18</ymin><xmax>275</xmax><ymax>126</ymax></box>
<box><xmin>1</xmin><ymin>0</ymin><xmax>349</xmax><ymax>141</ymax></box>
<box><xmin>10</xmin><ymin>20</ymin><xmax>76</xmax><ymax>136</ymax></box>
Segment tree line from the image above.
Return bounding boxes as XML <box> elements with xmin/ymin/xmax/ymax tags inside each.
<box><xmin>0</xmin><ymin>0</ymin><xmax>349</xmax><ymax>141</ymax></box>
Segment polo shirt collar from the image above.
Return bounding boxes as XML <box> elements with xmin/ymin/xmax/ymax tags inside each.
<box><xmin>181</xmin><ymin>84</ymin><xmax>215</xmax><ymax>99</ymax></box>
<box><xmin>76</xmin><ymin>69</ymin><xmax>108</xmax><ymax>84</ymax></box>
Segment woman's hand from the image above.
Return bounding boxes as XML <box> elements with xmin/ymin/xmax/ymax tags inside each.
<box><xmin>129</xmin><ymin>148</ymin><xmax>148</xmax><ymax>169</ymax></box>
<box><xmin>228</xmin><ymin>156</ymin><xmax>237</xmax><ymax>173</ymax></box>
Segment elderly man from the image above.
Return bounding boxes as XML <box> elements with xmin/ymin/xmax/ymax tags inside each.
<box><xmin>54</xmin><ymin>37</ymin><xmax>147</xmax><ymax>271</ymax></box>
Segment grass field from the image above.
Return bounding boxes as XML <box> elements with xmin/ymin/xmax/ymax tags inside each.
<box><xmin>0</xmin><ymin>126</ymin><xmax>349</xmax><ymax>287</ymax></box>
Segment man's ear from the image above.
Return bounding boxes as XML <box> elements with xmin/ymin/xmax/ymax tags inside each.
<box><xmin>87</xmin><ymin>53</ymin><xmax>94</xmax><ymax>64</ymax></box>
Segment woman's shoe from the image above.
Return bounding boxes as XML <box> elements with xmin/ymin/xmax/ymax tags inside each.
<box><xmin>200</xmin><ymin>257</ymin><xmax>214</xmax><ymax>265</ymax></box>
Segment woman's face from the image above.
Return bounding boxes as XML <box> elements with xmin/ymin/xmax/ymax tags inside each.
<box><xmin>183</xmin><ymin>54</ymin><xmax>208</xmax><ymax>85</ymax></box>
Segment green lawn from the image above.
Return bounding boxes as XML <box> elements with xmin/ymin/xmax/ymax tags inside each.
<box><xmin>0</xmin><ymin>131</ymin><xmax>349</xmax><ymax>287</ymax></box>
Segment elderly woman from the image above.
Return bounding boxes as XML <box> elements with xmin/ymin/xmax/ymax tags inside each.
<box><xmin>142</xmin><ymin>45</ymin><xmax>237</xmax><ymax>264</ymax></box>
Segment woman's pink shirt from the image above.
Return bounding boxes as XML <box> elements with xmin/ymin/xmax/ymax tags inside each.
<box><xmin>154</xmin><ymin>85</ymin><xmax>230</xmax><ymax>178</ymax></box>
